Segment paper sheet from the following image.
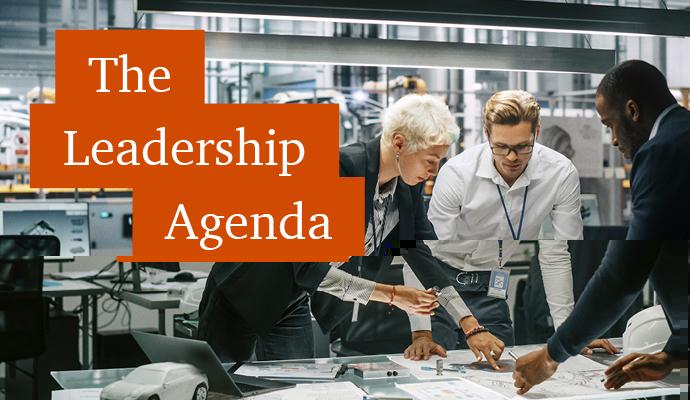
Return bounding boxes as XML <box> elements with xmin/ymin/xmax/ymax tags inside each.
<box><xmin>391</xmin><ymin>347</ymin><xmax>676</xmax><ymax>399</ymax></box>
<box><xmin>467</xmin><ymin>369</ymin><xmax>675</xmax><ymax>400</ymax></box>
<box><xmin>51</xmin><ymin>389</ymin><xmax>102</xmax><ymax>400</ymax></box>
<box><xmin>398</xmin><ymin>379</ymin><xmax>505</xmax><ymax>400</ymax></box>
<box><xmin>388</xmin><ymin>350</ymin><xmax>478</xmax><ymax>380</ymax></box>
<box><xmin>388</xmin><ymin>347</ymin><xmax>609</xmax><ymax>381</ymax></box>
<box><xmin>235</xmin><ymin>362</ymin><xmax>342</xmax><ymax>380</ymax></box>
<box><xmin>560</xmin><ymin>355</ymin><xmax>607</xmax><ymax>372</ymax></box>
<box><xmin>244</xmin><ymin>381</ymin><xmax>366</xmax><ymax>400</ymax></box>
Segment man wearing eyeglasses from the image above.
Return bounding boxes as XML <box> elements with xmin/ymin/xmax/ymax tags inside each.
<box><xmin>429</xmin><ymin>90</ymin><xmax>583</xmax><ymax>241</ymax></box>
<box><xmin>402</xmin><ymin>90</ymin><xmax>612</xmax><ymax>365</ymax></box>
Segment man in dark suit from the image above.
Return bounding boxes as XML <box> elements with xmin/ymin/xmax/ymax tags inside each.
<box><xmin>512</xmin><ymin>60</ymin><xmax>689</xmax><ymax>393</ymax></box>
<box><xmin>594</xmin><ymin>60</ymin><xmax>690</xmax><ymax>239</ymax></box>
<box><xmin>513</xmin><ymin>241</ymin><xmax>687</xmax><ymax>393</ymax></box>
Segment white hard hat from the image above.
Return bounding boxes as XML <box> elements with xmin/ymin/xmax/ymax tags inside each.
<box><xmin>622</xmin><ymin>305</ymin><xmax>671</xmax><ymax>355</ymax></box>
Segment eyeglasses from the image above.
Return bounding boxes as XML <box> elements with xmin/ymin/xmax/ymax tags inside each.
<box><xmin>489</xmin><ymin>136</ymin><xmax>535</xmax><ymax>156</ymax></box>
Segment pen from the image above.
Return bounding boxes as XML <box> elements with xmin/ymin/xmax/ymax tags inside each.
<box><xmin>601</xmin><ymin>355</ymin><xmax>643</xmax><ymax>382</ymax></box>
<box><xmin>508</xmin><ymin>351</ymin><xmax>519</xmax><ymax>361</ymax></box>
<box><xmin>421</xmin><ymin>366</ymin><xmax>465</xmax><ymax>373</ymax></box>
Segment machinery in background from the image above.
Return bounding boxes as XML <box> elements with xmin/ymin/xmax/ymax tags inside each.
<box><xmin>269</xmin><ymin>89</ymin><xmax>384</xmax><ymax>145</ymax></box>
<box><xmin>0</xmin><ymin>87</ymin><xmax>55</xmax><ymax>185</ymax></box>
<box><xmin>362</xmin><ymin>75</ymin><xmax>428</xmax><ymax>95</ymax></box>
<box><xmin>26</xmin><ymin>87</ymin><xmax>55</xmax><ymax>104</ymax></box>
<box><xmin>0</xmin><ymin>110</ymin><xmax>30</xmax><ymax>179</ymax></box>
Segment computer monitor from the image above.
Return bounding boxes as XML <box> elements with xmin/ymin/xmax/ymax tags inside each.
<box><xmin>4</xmin><ymin>198</ymin><xmax>133</xmax><ymax>256</ymax></box>
<box><xmin>0</xmin><ymin>202</ymin><xmax>90</xmax><ymax>257</ymax></box>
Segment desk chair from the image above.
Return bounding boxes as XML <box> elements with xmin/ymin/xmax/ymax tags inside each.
<box><xmin>0</xmin><ymin>235</ymin><xmax>59</xmax><ymax>400</ymax></box>
<box><xmin>0</xmin><ymin>235</ymin><xmax>60</xmax><ymax>361</ymax></box>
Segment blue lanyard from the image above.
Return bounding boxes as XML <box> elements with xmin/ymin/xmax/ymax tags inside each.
<box><xmin>495</xmin><ymin>184</ymin><xmax>529</xmax><ymax>241</ymax></box>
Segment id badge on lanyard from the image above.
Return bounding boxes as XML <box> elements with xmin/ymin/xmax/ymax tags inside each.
<box><xmin>488</xmin><ymin>240</ymin><xmax>510</xmax><ymax>299</ymax></box>
<box><xmin>488</xmin><ymin>185</ymin><xmax>528</xmax><ymax>299</ymax></box>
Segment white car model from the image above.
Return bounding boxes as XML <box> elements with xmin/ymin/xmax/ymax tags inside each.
<box><xmin>100</xmin><ymin>362</ymin><xmax>208</xmax><ymax>400</ymax></box>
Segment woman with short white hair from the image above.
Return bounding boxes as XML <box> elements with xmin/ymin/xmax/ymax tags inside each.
<box><xmin>312</xmin><ymin>94</ymin><xmax>486</xmax><ymax>358</ymax></box>
<box><xmin>378</xmin><ymin>94</ymin><xmax>460</xmax><ymax>188</ymax></box>
<box><xmin>351</xmin><ymin>92</ymin><xmax>459</xmax><ymax>252</ymax></box>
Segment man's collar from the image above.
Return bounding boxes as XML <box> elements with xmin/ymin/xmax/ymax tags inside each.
<box><xmin>476</xmin><ymin>142</ymin><xmax>543</xmax><ymax>188</ymax></box>
<box><xmin>476</xmin><ymin>143</ymin><xmax>499</xmax><ymax>180</ymax></box>
<box><xmin>649</xmin><ymin>103</ymin><xmax>680</xmax><ymax>141</ymax></box>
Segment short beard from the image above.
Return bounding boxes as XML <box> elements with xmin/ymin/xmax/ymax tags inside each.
<box><xmin>619</xmin><ymin>118</ymin><xmax>650</xmax><ymax>159</ymax></box>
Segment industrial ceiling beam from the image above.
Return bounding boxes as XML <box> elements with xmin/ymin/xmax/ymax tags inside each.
<box><xmin>206</xmin><ymin>32</ymin><xmax>616</xmax><ymax>74</ymax></box>
<box><xmin>0</xmin><ymin>48</ymin><xmax>55</xmax><ymax>75</ymax></box>
<box><xmin>136</xmin><ymin>0</ymin><xmax>690</xmax><ymax>37</ymax></box>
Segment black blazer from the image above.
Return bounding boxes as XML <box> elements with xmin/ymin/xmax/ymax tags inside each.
<box><xmin>311</xmin><ymin>137</ymin><xmax>455</xmax><ymax>333</ymax></box>
<box><xmin>198</xmin><ymin>262</ymin><xmax>330</xmax><ymax>335</ymax></box>
<box><xmin>339</xmin><ymin>136</ymin><xmax>438</xmax><ymax>245</ymax></box>
<box><xmin>627</xmin><ymin>106</ymin><xmax>690</xmax><ymax>239</ymax></box>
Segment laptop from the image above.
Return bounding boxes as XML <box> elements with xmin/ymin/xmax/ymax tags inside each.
<box><xmin>132</xmin><ymin>331</ymin><xmax>295</xmax><ymax>397</ymax></box>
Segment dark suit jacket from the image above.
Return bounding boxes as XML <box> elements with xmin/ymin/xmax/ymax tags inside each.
<box><xmin>198</xmin><ymin>262</ymin><xmax>330</xmax><ymax>335</ymax></box>
<box><xmin>311</xmin><ymin>137</ymin><xmax>455</xmax><ymax>333</ymax></box>
<box><xmin>627</xmin><ymin>106</ymin><xmax>690</xmax><ymax>239</ymax></box>
<box><xmin>547</xmin><ymin>241</ymin><xmax>688</xmax><ymax>362</ymax></box>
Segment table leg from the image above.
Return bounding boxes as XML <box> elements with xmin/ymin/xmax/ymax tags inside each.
<box><xmin>91</xmin><ymin>294</ymin><xmax>98</xmax><ymax>368</ymax></box>
<box><xmin>81</xmin><ymin>295</ymin><xmax>89</xmax><ymax>369</ymax></box>
<box><xmin>158</xmin><ymin>309</ymin><xmax>166</xmax><ymax>335</ymax></box>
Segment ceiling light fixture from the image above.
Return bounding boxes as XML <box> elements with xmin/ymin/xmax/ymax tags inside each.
<box><xmin>137</xmin><ymin>0</ymin><xmax>690</xmax><ymax>37</ymax></box>
<box><xmin>205</xmin><ymin>32</ymin><xmax>616</xmax><ymax>74</ymax></box>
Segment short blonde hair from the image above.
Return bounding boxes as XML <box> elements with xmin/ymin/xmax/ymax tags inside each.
<box><xmin>483</xmin><ymin>90</ymin><xmax>541</xmax><ymax>135</ymax></box>
<box><xmin>381</xmin><ymin>94</ymin><xmax>460</xmax><ymax>153</ymax></box>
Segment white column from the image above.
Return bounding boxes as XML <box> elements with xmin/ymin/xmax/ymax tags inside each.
<box><xmin>463</xmin><ymin>28</ymin><xmax>482</xmax><ymax>148</ymax></box>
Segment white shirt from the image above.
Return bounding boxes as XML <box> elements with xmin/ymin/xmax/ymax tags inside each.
<box><xmin>404</xmin><ymin>239</ymin><xmax>575</xmax><ymax>331</ymax></box>
<box><xmin>428</xmin><ymin>142</ymin><xmax>583</xmax><ymax>240</ymax></box>
<box><xmin>649</xmin><ymin>103</ymin><xmax>680</xmax><ymax>140</ymax></box>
